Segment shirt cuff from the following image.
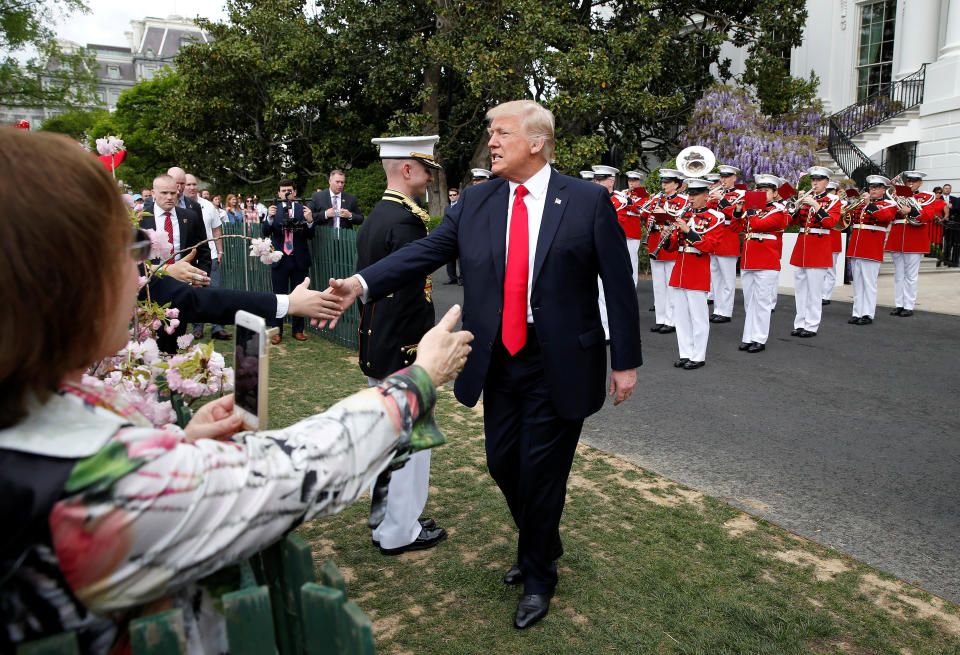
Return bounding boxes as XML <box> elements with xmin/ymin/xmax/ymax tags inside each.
<box><xmin>276</xmin><ymin>294</ymin><xmax>290</xmax><ymax>318</ymax></box>
<box><xmin>355</xmin><ymin>274</ymin><xmax>370</xmax><ymax>303</ymax></box>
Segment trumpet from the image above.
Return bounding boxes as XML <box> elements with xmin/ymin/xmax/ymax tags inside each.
<box><xmin>785</xmin><ymin>189</ymin><xmax>814</xmax><ymax>216</ymax></box>
<box><xmin>838</xmin><ymin>196</ymin><xmax>869</xmax><ymax>230</ymax></box>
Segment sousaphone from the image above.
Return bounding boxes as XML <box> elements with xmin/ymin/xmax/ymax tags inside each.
<box><xmin>676</xmin><ymin>145</ymin><xmax>717</xmax><ymax>179</ymax></box>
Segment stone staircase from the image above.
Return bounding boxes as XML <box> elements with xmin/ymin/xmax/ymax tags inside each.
<box><xmin>817</xmin><ymin>108</ymin><xmax>922</xmax><ymax>180</ymax></box>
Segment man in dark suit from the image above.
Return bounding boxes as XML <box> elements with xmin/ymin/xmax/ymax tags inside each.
<box><xmin>309</xmin><ymin>169</ymin><xmax>364</xmax><ymax>230</ymax></box>
<box><xmin>263</xmin><ymin>179</ymin><xmax>316</xmax><ymax>343</ymax></box>
<box><xmin>443</xmin><ymin>187</ymin><xmax>461</xmax><ymax>284</ymax></box>
<box><xmin>140</xmin><ymin>174</ymin><xmax>211</xmax><ymax>274</ymax></box>
<box><xmin>323</xmin><ymin>100</ymin><xmax>642</xmax><ymax>629</ymax></box>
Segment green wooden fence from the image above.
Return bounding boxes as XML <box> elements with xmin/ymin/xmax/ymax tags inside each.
<box><xmin>18</xmin><ymin>536</ymin><xmax>375</xmax><ymax>655</ymax></box>
<box><xmin>219</xmin><ymin>222</ymin><xmax>361</xmax><ymax>350</ymax></box>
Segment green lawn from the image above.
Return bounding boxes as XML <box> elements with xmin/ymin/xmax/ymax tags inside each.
<box><xmin>245</xmin><ymin>333</ymin><xmax>960</xmax><ymax>655</ymax></box>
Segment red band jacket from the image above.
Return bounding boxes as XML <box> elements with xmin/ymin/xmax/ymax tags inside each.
<box><xmin>663</xmin><ymin>207</ymin><xmax>725</xmax><ymax>291</ymax></box>
<box><xmin>789</xmin><ymin>191</ymin><xmax>841</xmax><ymax>268</ymax></box>
<box><xmin>610</xmin><ymin>190</ymin><xmax>643</xmax><ymax>239</ymax></box>
<box><xmin>885</xmin><ymin>191</ymin><xmax>945</xmax><ymax>254</ymax></box>
<box><xmin>706</xmin><ymin>187</ymin><xmax>744</xmax><ymax>257</ymax></box>
<box><xmin>848</xmin><ymin>198</ymin><xmax>898</xmax><ymax>262</ymax></box>
<box><xmin>730</xmin><ymin>201</ymin><xmax>790</xmax><ymax>270</ymax></box>
<box><xmin>640</xmin><ymin>193</ymin><xmax>688</xmax><ymax>262</ymax></box>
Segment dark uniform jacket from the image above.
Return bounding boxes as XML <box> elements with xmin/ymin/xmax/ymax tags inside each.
<box><xmin>140</xmin><ymin>197</ymin><xmax>212</xmax><ymax>274</ymax></box>
<box><xmin>355</xmin><ymin>191</ymin><xmax>435</xmax><ymax>379</ymax></box>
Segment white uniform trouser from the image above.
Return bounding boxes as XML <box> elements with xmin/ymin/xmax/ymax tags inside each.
<box><xmin>822</xmin><ymin>251</ymin><xmax>839</xmax><ymax>300</ymax></box>
<box><xmin>793</xmin><ymin>267</ymin><xmax>827</xmax><ymax>332</ymax></box>
<box><xmin>850</xmin><ymin>257</ymin><xmax>881</xmax><ymax>319</ymax></box>
<box><xmin>674</xmin><ymin>288</ymin><xmax>710</xmax><ymax>362</ymax></box>
<box><xmin>709</xmin><ymin>255</ymin><xmax>738</xmax><ymax>317</ymax></box>
<box><xmin>598</xmin><ymin>238</ymin><xmax>642</xmax><ymax>339</ymax></box>
<box><xmin>626</xmin><ymin>238</ymin><xmax>642</xmax><ymax>286</ymax></box>
<box><xmin>740</xmin><ymin>269</ymin><xmax>778</xmax><ymax>345</ymax></box>
<box><xmin>651</xmin><ymin>259</ymin><xmax>676</xmax><ymax>326</ymax></box>
<box><xmin>891</xmin><ymin>251</ymin><xmax>922</xmax><ymax>310</ymax></box>
<box><xmin>368</xmin><ymin>377</ymin><xmax>431</xmax><ymax>549</ymax></box>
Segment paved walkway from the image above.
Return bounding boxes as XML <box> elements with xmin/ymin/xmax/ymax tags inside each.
<box><xmin>432</xmin><ymin>264</ymin><xmax>960</xmax><ymax>603</ymax></box>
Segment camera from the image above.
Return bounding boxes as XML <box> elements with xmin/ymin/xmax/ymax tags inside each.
<box><xmin>270</xmin><ymin>190</ymin><xmax>307</xmax><ymax>230</ymax></box>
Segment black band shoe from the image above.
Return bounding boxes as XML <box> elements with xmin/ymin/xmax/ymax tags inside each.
<box><xmin>378</xmin><ymin>526</ymin><xmax>447</xmax><ymax>555</ymax></box>
<box><xmin>790</xmin><ymin>328</ymin><xmax>802</xmax><ymax>336</ymax></box>
<box><xmin>514</xmin><ymin>593</ymin><xmax>552</xmax><ymax>629</ymax></box>
<box><xmin>673</xmin><ymin>358</ymin><xmax>689</xmax><ymax>368</ymax></box>
<box><xmin>798</xmin><ymin>329</ymin><xmax>817</xmax><ymax>337</ymax></box>
<box><xmin>503</xmin><ymin>565</ymin><xmax>524</xmax><ymax>585</ymax></box>
<box><xmin>857</xmin><ymin>316</ymin><xmax>873</xmax><ymax>324</ymax></box>
<box><xmin>899</xmin><ymin>309</ymin><xmax>913</xmax><ymax>317</ymax></box>
<box><xmin>650</xmin><ymin>323</ymin><xmax>664</xmax><ymax>332</ymax></box>
<box><xmin>738</xmin><ymin>342</ymin><xmax>752</xmax><ymax>351</ymax></box>
<box><xmin>848</xmin><ymin>317</ymin><xmax>861</xmax><ymax>324</ymax></box>
<box><xmin>747</xmin><ymin>343</ymin><xmax>765</xmax><ymax>353</ymax></box>
<box><xmin>890</xmin><ymin>307</ymin><xmax>903</xmax><ymax>316</ymax></box>
<box><xmin>682</xmin><ymin>360</ymin><xmax>705</xmax><ymax>370</ymax></box>
<box><xmin>658</xmin><ymin>325</ymin><xmax>676</xmax><ymax>333</ymax></box>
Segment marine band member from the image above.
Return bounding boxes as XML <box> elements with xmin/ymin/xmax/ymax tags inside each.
<box><xmin>706</xmin><ymin>164</ymin><xmax>745</xmax><ymax>323</ymax></box>
<box><xmin>884</xmin><ymin>170</ymin><xmax>946</xmax><ymax>317</ymax></box>
<box><xmin>788</xmin><ymin>166</ymin><xmax>841</xmax><ymax>337</ymax></box>
<box><xmin>622</xmin><ymin>170</ymin><xmax>648</xmax><ymax>287</ymax></box>
<box><xmin>730</xmin><ymin>174</ymin><xmax>790</xmax><ymax>353</ymax></box>
<box><xmin>591</xmin><ymin>164</ymin><xmax>634</xmax><ymax>339</ymax></box>
<box><xmin>846</xmin><ymin>175</ymin><xmax>898</xmax><ymax>325</ymax></box>
<box><xmin>639</xmin><ymin>168</ymin><xmax>687</xmax><ymax>334</ymax></box>
<box><xmin>821</xmin><ymin>179</ymin><xmax>845</xmax><ymax>305</ymax></box>
<box><xmin>660</xmin><ymin>178</ymin><xmax>725</xmax><ymax>369</ymax></box>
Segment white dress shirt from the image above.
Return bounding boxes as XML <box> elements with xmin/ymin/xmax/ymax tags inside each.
<box><xmin>505</xmin><ymin>162</ymin><xmax>551</xmax><ymax>322</ymax></box>
<box><xmin>196</xmin><ymin>196</ymin><xmax>222</xmax><ymax>259</ymax></box>
<box><xmin>331</xmin><ymin>191</ymin><xmax>342</xmax><ymax>228</ymax></box>
<box><xmin>156</xmin><ymin>206</ymin><xmax>182</xmax><ymax>260</ymax></box>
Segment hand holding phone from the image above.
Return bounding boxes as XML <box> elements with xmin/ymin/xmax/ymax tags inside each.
<box><xmin>234</xmin><ymin>310</ymin><xmax>270</xmax><ymax>430</ymax></box>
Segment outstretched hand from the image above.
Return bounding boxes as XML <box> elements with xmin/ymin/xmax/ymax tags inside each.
<box><xmin>311</xmin><ymin>276</ymin><xmax>363</xmax><ymax>328</ymax></box>
<box><xmin>414</xmin><ymin>305</ymin><xmax>474</xmax><ymax>386</ymax></box>
<box><xmin>184</xmin><ymin>394</ymin><xmax>243</xmax><ymax>442</ymax></box>
<box><xmin>165</xmin><ymin>249</ymin><xmax>210</xmax><ymax>286</ymax></box>
<box><xmin>288</xmin><ymin>277</ymin><xmax>345</xmax><ymax>321</ymax></box>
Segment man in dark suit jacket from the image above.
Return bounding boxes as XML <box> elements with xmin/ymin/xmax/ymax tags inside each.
<box><xmin>263</xmin><ymin>179</ymin><xmax>316</xmax><ymax>343</ymax></box>
<box><xmin>309</xmin><ymin>169</ymin><xmax>364</xmax><ymax>229</ymax></box>
<box><xmin>140</xmin><ymin>174</ymin><xmax>211</xmax><ymax>274</ymax></box>
<box><xmin>324</xmin><ymin>101</ymin><xmax>642</xmax><ymax>629</ymax></box>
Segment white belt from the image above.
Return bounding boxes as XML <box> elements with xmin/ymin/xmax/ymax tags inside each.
<box><xmin>892</xmin><ymin>219</ymin><xmax>917</xmax><ymax>225</ymax></box>
<box><xmin>852</xmin><ymin>223</ymin><xmax>886</xmax><ymax>232</ymax></box>
<box><xmin>804</xmin><ymin>227</ymin><xmax>830</xmax><ymax>235</ymax></box>
<box><xmin>745</xmin><ymin>233</ymin><xmax>777</xmax><ymax>241</ymax></box>
<box><xmin>681</xmin><ymin>246</ymin><xmax>702</xmax><ymax>254</ymax></box>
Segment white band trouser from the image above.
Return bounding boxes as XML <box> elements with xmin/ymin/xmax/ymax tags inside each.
<box><xmin>793</xmin><ymin>267</ymin><xmax>827</xmax><ymax>332</ymax></box>
<box><xmin>598</xmin><ymin>237</ymin><xmax>641</xmax><ymax>340</ymax></box>
<box><xmin>626</xmin><ymin>238</ymin><xmax>642</xmax><ymax>286</ymax></box>
<box><xmin>367</xmin><ymin>377</ymin><xmax>432</xmax><ymax>549</ymax></box>
<box><xmin>850</xmin><ymin>257</ymin><xmax>881</xmax><ymax>319</ymax></box>
<box><xmin>709</xmin><ymin>255</ymin><xmax>738</xmax><ymax>317</ymax></box>
<box><xmin>891</xmin><ymin>251</ymin><xmax>922</xmax><ymax>310</ymax></box>
<box><xmin>740</xmin><ymin>269</ymin><xmax>778</xmax><ymax>345</ymax></box>
<box><xmin>822</xmin><ymin>251</ymin><xmax>839</xmax><ymax>300</ymax></box>
<box><xmin>674</xmin><ymin>288</ymin><xmax>710</xmax><ymax>362</ymax></box>
<box><xmin>651</xmin><ymin>259</ymin><xmax>676</xmax><ymax>326</ymax></box>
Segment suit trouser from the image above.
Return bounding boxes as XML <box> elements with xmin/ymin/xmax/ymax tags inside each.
<box><xmin>651</xmin><ymin>259</ymin><xmax>676</xmax><ymax>326</ymax></box>
<box><xmin>741</xmin><ymin>269</ymin><xmax>778</xmax><ymax>345</ymax></box>
<box><xmin>367</xmin><ymin>378</ymin><xmax>433</xmax><ymax>549</ymax></box>
<box><xmin>822</xmin><ymin>252</ymin><xmax>839</xmax><ymax>300</ymax></box>
<box><xmin>484</xmin><ymin>327</ymin><xmax>583</xmax><ymax>595</ymax></box>
<box><xmin>709</xmin><ymin>255</ymin><xmax>738</xmax><ymax>317</ymax></box>
<box><xmin>270</xmin><ymin>257</ymin><xmax>307</xmax><ymax>335</ymax></box>
<box><xmin>673</xmin><ymin>287</ymin><xmax>710</xmax><ymax>361</ymax></box>
<box><xmin>793</xmin><ymin>267</ymin><xmax>827</xmax><ymax>332</ymax></box>
<box><xmin>850</xmin><ymin>257</ymin><xmax>881</xmax><ymax>319</ymax></box>
<box><xmin>446</xmin><ymin>259</ymin><xmax>460</xmax><ymax>281</ymax></box>
<box><xmin>891</xmin><ymin>251</ymin><xmax>922</xmax><ymax>310</ymax></box>
<box><xmin>192</xmin><ymin>258</ymin><xmax>225</xmax><ymax>335</ymax></box>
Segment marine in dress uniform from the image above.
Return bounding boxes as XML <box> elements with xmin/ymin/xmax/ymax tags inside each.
<box><xmin>471</xmin><ymin>167</ymin><xmax>493</xmax><ymax>185</ymax></box>
<box><xmin>845</xmin><ymin>176</ymin><xmax>899</xmax><ymax>324</ymax></box>
<box><xmin>579</xmin><ymin>170</ymin><xmax>596</xmax><ymax>180</ymax></box>
<box><xmin>705</xmin><ymin>164</ymin><xmax>745</xmax><ymax>323</ymax></box>
<box><xmin>885</xmin><ymin>170</ymin><xmax>946</xmax><ymax>317</ymax></box>
<box><xmin>789</xmin><ymin>166</ymin><xmax>841</xmax><ymax>337</ymax></box>
<box><xmin>640</xmin><ymin>168</ymin><xmax>688</xmax><ymax>334</ymax></box>
<box><xmin>661</xmin><ymin>178</ymin><xmax>725</xmax><ymax>369</ymax></box>
<box><xmin>358</xmin><ymin>135</ymin><xmax>447</xmax><ymax>556</ymax></box>
<box><xmin>730</xmin><ymin>174</ymin><xmax>790</xmax><ymax>353</ymax></box>
<box><xmin>591</xmin><ymin>165</ymin><xmax>638</xmax><ymax>339</ymax></box>
<box><xmin>821</xmin><ymin>180</ymin><xmax>845</xmax><ymax>305</ymax></box>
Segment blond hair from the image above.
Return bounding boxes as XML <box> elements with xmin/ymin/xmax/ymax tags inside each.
<box><xmin>486</xmin><ymin>100</ymin><xmax>555</xmax><ymax>162</ymax></box>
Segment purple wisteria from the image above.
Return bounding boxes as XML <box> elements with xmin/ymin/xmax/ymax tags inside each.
<box><xmin>683</xmin><ymin>84</ymin><xmax>825</xmax><ymax>184</ymax></box>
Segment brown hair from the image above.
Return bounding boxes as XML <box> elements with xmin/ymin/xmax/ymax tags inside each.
<box><xmin>225</xmin><ymin>193</ymin><xmax>238</xmax><ymax>208</ymax></box>
<box><xmin>0</xmin><ymin>130</ymin><xmax>130</xmax><ymax>428</ymax></box>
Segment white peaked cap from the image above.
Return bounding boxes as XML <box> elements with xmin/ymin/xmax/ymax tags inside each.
<box><xmin>901</xmin><ymin>170</ymin><xmax>926</xmax><ymax>180</ymax></box>
<box><xmin>659</xmin><ymin>168</ymin><xmax>684</xmax><ymax>181</ymax></box>
<box><xmin>591</xmin><ymin>165</ymin><xmax>619</xmax><ymax>178</ymax></box>
<box><xmin>579</xmin><ymin>170</ymin><xmax>595</xmax><ymax>179</ymax></box>
<box><xmin>754</xmin><ymin>174</ymin><xmax>786</xmax><ymax>188</ymax></box>
<box><xmin>471</xmin><ymin>168</ymin><xmax>492</xmax><ymax>179</ymax></box>
<box><xmin>807</xmin><ymin>165</ymin><xmax>834</xmax><ymax>178</ymax></box>
<box><xmin>717</xmin><ymin>165</ymin><xmax>741</xmax><ymax>176</ymax></box>
<box><xmin>866</xmin><ymin>175</ymin><xmax>892</xmax><ymax>185</ymax></box>
<box><xmin>625</xmin><ymin>170</ymin><xmax>643</xmax><ymax>180</ymax></box>
<box><xmin>372</xmin><ymin>135</ymin><xmax>442</xmax><ymax>169</ymax></box>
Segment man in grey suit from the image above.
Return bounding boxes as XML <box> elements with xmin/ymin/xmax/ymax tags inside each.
<box><xmin>308</xmin><ymin>169</ymin><xmax>364</xmax><ymax>230</ymax></box>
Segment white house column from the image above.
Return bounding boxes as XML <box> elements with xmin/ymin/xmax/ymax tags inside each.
<box><xmin>894</xmin><ymin>0</ymin><xmax>941</xmax><ymax>78</ymax></box>
<box><xmin>940</xmin><ymin>0</ymin><xmax>960</xmax><ymax>59</ymax></box>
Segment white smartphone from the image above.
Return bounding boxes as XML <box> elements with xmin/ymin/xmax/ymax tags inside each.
<box><xmin>233</xmin><ymin>310</ymin><xmax>269</xmax><ymax>430</ymax></box>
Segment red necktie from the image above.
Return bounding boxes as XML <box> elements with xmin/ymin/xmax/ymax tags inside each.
<box><xmin>502</xmin><ymin>185</ymin><xmax>529</xmax><ymax>354</ymax></box>
<box><xmin>163</xmin><ymin>211</ymin><xmax>175</xmax><ymax>264</ymax></box>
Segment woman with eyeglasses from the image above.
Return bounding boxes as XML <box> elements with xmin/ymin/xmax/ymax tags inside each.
<box><xmin>0</xmin><ymin>129</ymin><xmax>473</xmax><ymax>653</ymax></box>
<box><xmin>243</xmin><ymin>196</ymin><xmax>259</xmax><ymax>223</ymax></box>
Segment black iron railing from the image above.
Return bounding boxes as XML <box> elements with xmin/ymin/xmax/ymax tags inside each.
<box><xmin>827</xmin><ymin>119</ymin><xmax>885</xmax><ymax>189</ymax></box>
<box><xmin>821</xmin><ymin>65</ymin><xmax>926</xmax><ymax>141</ymax></box>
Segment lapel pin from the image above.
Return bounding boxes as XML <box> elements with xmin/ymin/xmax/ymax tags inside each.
<box><xmin>554</xmin><ymin>198</ymin><xmax>561</xmax><ymax>205</ymax></box>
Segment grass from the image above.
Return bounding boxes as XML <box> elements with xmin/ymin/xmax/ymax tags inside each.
<box><xmin>223</xmin><ymin>333</ymin><xmax>960</xmax><ymax>655</ymax></box>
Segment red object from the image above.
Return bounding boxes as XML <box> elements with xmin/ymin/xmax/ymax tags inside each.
<box><xmin>708</xmin><ymin>188</ymin><xmax>745</xmax><ymax>257</ymax></box>
<box><xmin>848</xmin><ymin>199</ymin><xmax>898</xmax><ymax>261</ymax></box>
<box><xmin>640</xmin><ymin>194</ymin><xmax>687</xmax><ymax>262</ymax></box>
<box><xmin>885</xmin><ymin>191</ymin><xmax>944</xmax><ymax>254</ymax></box>
<box><xmin>612</xmin><ymin>191</ymin><xmax>643</xmax><ymax>239</ymax></box>
<box><xmin>744</xmin><ymin>191</ymin><xmax>767</xmax><ymax>211</ymax></box>
<box><xmin>846</xmin><ymin>189</ymin><xmax>861</xmax><ymax>198</ymax></box>
<box><xmin>732</xmin><ymin>205</ymin><xmax>790</xmax><ymax>270</ymax></box>
<box><xmin>502</xmin><ymin>185</ymin><xmax>529</xmax><ymax>354</ymax></box>
<box><xmin>664</xmin><ymin>209</ymin><xmax>725</xmax><ymax>291</ymax></box>
<box><xmin>163</xmin><ymin>211</ymin><xmax>175</xmax><ymax>265</ymax></box>
<box><xmin>894</xmin><ymin>185</ymin><xmax>913</xmax><ymax>198</ymax></box>
<box><xmin>632</xmin><ymin>187</ymin><xmax>649</xmax><ymax>199</ymax></box>
<box><xmin>790</xmin><ymin>193</ymin><xmax>841</xmax><ymax>267</ymax></box>
<box><xmin>97</xmin><ymin>149</ymin><xmax>127</xmax><ymax>172</ymax></box>
<box><xmin>12</xmin><ymin>120</ymin><xmax>30</xmax><ymax>130</ymax></box>
<box><xmin>734</xmin><ymin>183</ymin><xmax>747</xmax><ymax>191</ymax></box>
<box><xmin>778</xmin><ymin>183</ymin><xmax>797</xmax><ymax>199</ymax></box>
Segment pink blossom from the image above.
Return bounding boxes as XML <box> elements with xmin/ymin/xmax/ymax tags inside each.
<box><xmin>177</xmin><ymin>334</ymin><xmax>194</xmax><ymax>349</ymax></box>
<box><xmin>152</xmin><ymin>319</ymin><xmax>162</xmax><ymax>330</ymax></box>
<box><xmin>137</xmin><ymin>276</ymin><xmax>148</xmax><ymax>289</ymax></box>
<box><xmin>165</xmin><ymin>308</ymin><xmax>179</xmax><ymax>319</ymax></box>
<box><xmin>147</xmin><ymin>229</ymin><xmax>173</xmax><ymax>261</ymax></box>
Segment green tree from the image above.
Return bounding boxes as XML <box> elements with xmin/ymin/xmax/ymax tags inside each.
<box><xmin>0</xmin><ymin>0</ymin><xmax>99</xmax><ymax>110</ymax></box>
<box><xmin>39</xmin><ymin>107</ymin><xmax>107</xmax><ymax>139</ymax></box>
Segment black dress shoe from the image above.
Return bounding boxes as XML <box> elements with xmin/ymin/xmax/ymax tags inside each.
<box><xmin>503</xmin><ymin>565</ymin><xmax>524</xmax><ymax>585</ymax></box>
<box><xmin>378</xmin><ymin>526</ymin><xmax>447</xmax><ymax>555</ymax></box>
<box><xmin>848</xmin><ymin>316</ymin><xmax>861</xmax><ymax>324</ymax></box>
<box><xmin>648</xmin><ymin>305</ymin><xmax>655</xmax><ymax>311</ymax></box>
<box><xmin>790</xmin><ymin>328</ymin><xmax>802</xmax><ymax>336</ymax></box>
<box><xmin>711</xmin><ymin>315</ymin><xmax>731</xmax><ymax>323</ymax></box>
<box><xmin>709</xmin><ymin>313</ymin><xmax>717</xmax><ymax>321</ymax></box>
<box><xmin>798</xmin><ymin>329</ymin><xmax>817</xmax><ymax>338</ymax></box>
<box><xmin>658</xmin><ymin>325</ymin><xmax>675</xmax><ymax>334</ymax></box>
<box><xmin>650</xmin><ymin>323</ymin><xmax>663</xmax><ymax>332</ymax></box>
<box><xmin>738</xmin><ymin>342</ymin><xmax>752</xmax><ymax>351</ymax></box>
<box><xmin>212</xmin><ymin>329</ymin><xmax>231</xmax><ymax>340</ymax></box>
<box><xmin>707</xmin><ymin>299</ymin><xmax>714</xmax><ymax>306</ymax></box>
<box><xmin>372</xmin><ymin>517</ymin><xmax>438</xmax><ymax>547</ymax></box>
<box><xmin>890</xmin><ymin>307</ymin><xmax>903</xmax><ymax>316</ymax></box>
<box><xmin>747</xmin><ymin>343</ymin><xmax>765</xmax><ymax>353</ymax></box>
<box><xmin>673</xmin><ymin>358</ymin><xmax>689</xmax><ymax>368</ymax></box>
<box><xmin>857</xmin><ymin>316</ymin><xmax>873</xmax><ymax>325</ymax></box>
<box><xmin>822</xmin><ymin>299</ymin><xmax>831</xmax><ymax>305</ymax></box>
<box><xmin>683</xmin><ymin>360</ymin><xmax>705</xmax><ymax>370</ymax></box>
<box><xmin>900</xmin><ymin>309</ymin><xmax>913</xmax><ymax>317</ymax></box>
<box><xmin>514</xmin><ymin>593</ymin><xmax>552</xmax><ymax>629</ymax></box>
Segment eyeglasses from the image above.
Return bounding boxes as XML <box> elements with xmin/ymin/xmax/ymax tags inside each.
<box><xmin>867</xmin><ymin>183</ymin><xmax>885</xmax><ymax>189</ymax></box>
<box><xmin>448</xmin><ymin>193</ymin><xmax>458</xmax><ymax>197</ymax></box>
<box><xmin>130</xmin><ymin>228</ymin><xmax>151</xmax><ymax>262</ymax></box>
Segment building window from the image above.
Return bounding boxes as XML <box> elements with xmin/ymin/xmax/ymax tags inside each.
<box><xmin>107</xmin><ymin>65</ymin><xmax>120</xmax><ymax>80</ymax></box>
<box><xmin>142</xmin><ymin>66</ymin><xmax>155</xmax><ymax>80</ymax></box>
<box><xmin>856</xmin><ymin>0</ymin><xmax>896</xmax><ymax>100</ymax></box>
<box><xmin>880</xmin><ymin>141</ymin><xmax>917</xmax><ymax>175</ymax></box>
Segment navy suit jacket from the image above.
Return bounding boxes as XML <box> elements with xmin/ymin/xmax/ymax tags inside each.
<box><xmin>360</xmin><ymin>168</ymin><xmax>642</xmax><ymax>420</ymax></box>
<box><xmin>262</xmin><ymin>202</ymin><xmax>316</xmax><ymax>270</ymax></box>
<box><xmin>308</xmin><ymin>190</ymin><xmax>364</xmax><ymax>229</ymax></box>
